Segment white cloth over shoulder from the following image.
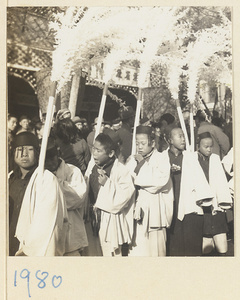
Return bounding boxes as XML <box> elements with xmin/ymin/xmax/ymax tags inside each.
<box><xmin>222</xmin><ymin>147</ymin><xmax>233</xmax><ymax>177</ymax></box>
<box><xmin>55</xmin><ymin>159</ymin><xmax>88</xmax><ymax>252</ymax></box>
<box><xmin>162</xmin><ymin>149</ymin><xmax>214</xmax><ymax>221</ymax></box>
<box><xmin>94</xmin><ymin>159</ymin><xmax>135</xmax><ymax>252</ymax></box>
<box><xmin>222</xmin><ymin>147</ymin><xmax>234</xmax><ymax>196</ymax></box>
<box><xmin>15</xmin><ymin>168</ymin><xmax>68</xmax><ymax>256</ymax></box>
<box><xmin>209</xmin><ymin>153</ymin><xmax>232</xmax><ymax>211</ymax></box>
<box><xmin>133</xmin><ymin>149</ymin><xmax>174</xmax><ymax>234</ymax></box>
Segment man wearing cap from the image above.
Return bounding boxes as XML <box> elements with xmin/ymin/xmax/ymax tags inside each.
<box><xmin>56</xmin><ymin>108</ymin><xmax>71</xmax><ymax>122</ymax></box>
<box><xmin>9</xmin><ymin>132</ymin><xmax>68</xmax><ymax>256</ymax></box>
<box><xmin>16</xmin><ymin>115</ymin><xmax>30</xmax><ymax>135</ymax></box>
<box><xmin>194</xmin><ymin>109</ymin><xmax>230</xmax><ymax>159</ymax></box>
<box><xmin>117</xmin><ymin>106</ymin><xmax>135</xmax><ymax>163</ymax></box>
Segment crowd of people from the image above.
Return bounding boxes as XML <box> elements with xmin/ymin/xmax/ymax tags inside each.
<box><xmin>7</xmin><ymin>104</ymin><xmax>234</xmax><ymax>257</ymax></box>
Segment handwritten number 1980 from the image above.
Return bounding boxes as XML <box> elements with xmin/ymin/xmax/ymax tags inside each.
<box><xmin>14</xmin><ymin>269</ymin><xmax>62</xmax><ymax>298</ymax></box>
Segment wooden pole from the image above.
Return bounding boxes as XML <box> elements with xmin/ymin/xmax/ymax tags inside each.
<box><xmin>131</xmin><ymin>88</ymin><xmax>142</xmax><ymax>156</ymax></box>
<box><xmin>197</xmin><ymin>93</ymin><xmax>212</xmax><ymax>119</ymax></box>
<box><xmin>68</xmin><ymin>70</ymin><xmax>82</xmax><ymax>118</ymax></box>
<box><xmin>85</xmin><ymin>82</ymin><xmax>108</xmax><ymax>180</ymax></box>
<box><xmin>94</xmin><ymin>83</ymin><xmax>108</xmax><ymax>141</ymax></box>
<box><xmin>175</xmin><ymin>98</ymin><xmax>190</xmax><ymax>151</ymax></box>
<box><xmin>38</xmin><ymin>81</ymin><xmax>57</xmax><ymax>177</ymax></box>
<box><xmin>190</xmin><ymin>104</ymin><xmax>194</xmax><ymax>152</ymax></box>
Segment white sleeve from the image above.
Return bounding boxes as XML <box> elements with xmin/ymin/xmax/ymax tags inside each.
<box><xmin>95</xmin><ymin>165</ymin><xmax>135</xmax><ymax>214</ymax></box>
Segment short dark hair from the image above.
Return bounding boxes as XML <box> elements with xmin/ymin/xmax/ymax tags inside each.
<box><xmin>197</xmin><ymin>132</ymin><xmax>213</xmax><ymax>145</ymax></box>
<box><xmin>95</xmin><ymin>133</ymin><xmax>116</xmax><ymax>154</ymax></box>
<box><xmin>8</xmin><ymin>113</ymin><xmax>17</xmax><ymax>121</ymax></box>
<box><xmin>165</xmin><ymin>126</ymin><xmax>182</xmax><ymax>142</ymax></box>
<box><xmin>136</xmin><ymin>125</ymin><xmax>155</xmax><ymax>145</ymax></box>
<box><xmin>55</xmin><ymin>118</ymin><xmax>80</xmax><ymax>144</ymax></box>
<box><xmin>159</xmin><ymin>113</ymin><xmax>175</xmax><ymax>125</ymax></box>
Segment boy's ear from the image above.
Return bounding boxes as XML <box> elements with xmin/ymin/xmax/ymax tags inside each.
<box><xmin>108</xmin><ymin>150</ymin><xmax>115</xmax><ymax>158</ymax></box>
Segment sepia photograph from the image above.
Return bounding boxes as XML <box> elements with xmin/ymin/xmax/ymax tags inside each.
<box><xmin>3</xmin><ymin>2</ymin><xmax>239</xmax><ymax>300</ymax></box>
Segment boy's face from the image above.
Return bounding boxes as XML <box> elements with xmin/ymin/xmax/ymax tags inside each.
<box><xmin>20</xmin><ymin>119</ymin><xmax>29</xmax><ymax>130</ymax></box>
<box><xmin>14</xmin><ymin>146</ymin><xmax>36</xmax><ymax>170</ymax></box>
<box><xmin>8</xmin><ymin>117</ymin><xmax>17</xmax><ymax>131</ymax></box>
<box><xmin>199</xmin><ymin>138</ymin><xmax>213</xmax><ymax>157</ymax></box>
<box><xmin>169</xmin><ymin>128</ymin><xmax>186</xmax><ymax>151</ymax></box>
<box><xmin>136</xmin><ymin>133</ymin><xmax>154</xmax><ymax>157</ymax></box>
<box><xmin>92</xmin><ymin>140</ymin><xmax>114</xmax><ymax>166</ymax></box>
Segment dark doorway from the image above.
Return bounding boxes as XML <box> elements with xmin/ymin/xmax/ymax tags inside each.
<box><xmin>78</xmin><ymin>85</ymin><xmax>137</xmax><ymax>124</ymax></box>
<box><xmin>8</xmin><ymin>74</ymin><xmax>39</xmax><ymax>120</ymax></box>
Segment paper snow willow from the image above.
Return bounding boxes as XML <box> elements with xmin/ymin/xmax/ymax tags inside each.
<box><xmin>49</xmin><ymin>6</ymin><xmax>232</xmax><ymax>153</ymax></box>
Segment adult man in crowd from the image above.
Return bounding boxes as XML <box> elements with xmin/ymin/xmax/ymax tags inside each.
<box><xmin>8</xmin><ymin>114</ymin><xmax>18</xmax><ymax>171</ymax></box>
<box><xmin>16</xmin><ymin>115</ymin><xmax>30</xmax><ymax>135</ymax></box>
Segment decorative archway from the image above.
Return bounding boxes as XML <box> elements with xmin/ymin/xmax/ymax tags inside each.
<box><xmin>8</xmin><ymin>74</ymin><xmax>39</xmax><ymax>119</ymax></box>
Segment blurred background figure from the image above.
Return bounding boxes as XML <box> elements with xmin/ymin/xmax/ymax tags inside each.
<box><xmin>117</xmin><ymin>106</ymin><xmax>135</xmax><ymax>163</ymax></box>
<box><xmin>111</xmin><ymin>118</ymin><xmax>122</xmax><ymax>132</ymax></box>
<box><xmin>56</xmin><ymin>108</ymin><xmax>71</xmax><ymax>122</ymax></box>
<box><xmin>72</xmin><ymin>116</ymin><xmax>84</xmax><ymax>139</ymax></box>
<box><xmin>54</xmin><ymin>118</ymin><xmax>91</xmax><ymax>175</ymax></box>
<box><xmin>155</xmin><ymin>113</ymin><xmax>176</xmax><ymax>152</ymax></box>
<box><xmin>104</xmin><ymin>121</ymin><xmax>111</xmax><ymax>129</ymax></box>
<box><xmin>8</xmin><ymin>114</ymin><xmax>18</xmax><ymax>148</ymax></box>
<box><xmin>30</xmin><ymin>116</ymin><xmax>43</xmax><ymax>138</ymax></box>
<box><xmin>16</xmin><ymin>115</ymin><xmax>30</xmax><ymax>135</ymax></box>
<box><xmin>87</xmin><ymin>117</ymin><xmax>105</xmax><ymax>153</ymax></box>
<box><xmin>139</xmin><ymin>116</ymin><xmax>151</xmax><ymax>126</ymax></box>
<box><xmin>8</xmin><ymin>114</ymin><xmax>18</xmax><ymax>171</ymax></box>
<box><xmin>80</xmin><ymin>118</ymin><xmax>90</xmax><ymax>141</ymax></box>
<box><xmin>72</xmin><ymin>116</ymin><xmax>83</xmax><ymax>131</ymax></box>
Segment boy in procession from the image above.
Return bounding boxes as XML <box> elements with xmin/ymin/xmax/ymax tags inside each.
<box><xmin>196</xmin><ymin>132</ymin><xmax>232</xmax><ymax>256</ymax></box>
<box><xmin>89</xmin><ymin>133</ymin><xmax>135</xmax><ymax>256</ymax></box>
<box><xmin>162</xmin><ymin>127</ymin><xmax>214</xmax><ymax>256</ymax></box>
<box><xmin>128</xmin><ymin>125</ymin><xmax>173</xmax><ymax>256</ymax></box>
<box><xmin>9</xmin><ymin>132</ymin><xmax>68</xmax><ymax>256</ymax></box>
<box><xmin>44</xmin><ymin>137</ymin><xmax>88</xmax><ymax>256</ymax></box>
